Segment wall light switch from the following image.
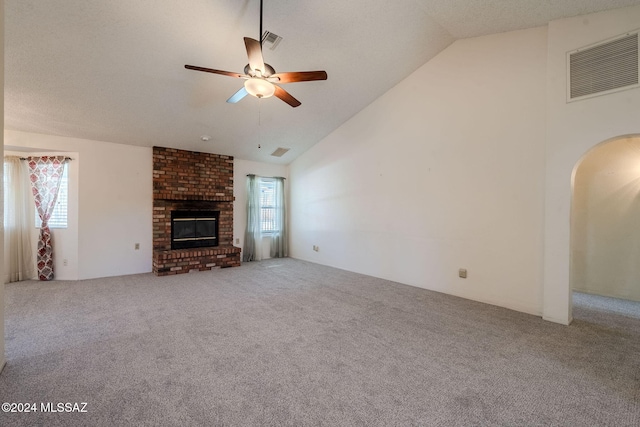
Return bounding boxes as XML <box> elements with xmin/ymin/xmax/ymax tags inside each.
<box><xmin>135</xmin><ymin>243</ymin><xmax>140</xmax><ymax>250</ymax></box>
<box><xmin>459</xmin><ymin>268</ymin><xmax>467</xmax><ymax>279</ymax></box>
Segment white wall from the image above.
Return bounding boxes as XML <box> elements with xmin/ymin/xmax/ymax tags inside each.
<box><xmin>233</xmin><ymin>159</ymin><xmax>288</xmax><ymax>260</ymax></box>
<box><xmin>289</xmin><ymin>27</ymin><xmax>548</xmax><ymax>316</ymax></box>
<box><xmin>544</xmin><ymin>5</ymin><xmax>640</xmax><ymax>323</ymax></box>
<box><xmin>1</xmin><ymin>0</ymin><xmax>6</xmax><ymax>371</ymax></box>
<box><xmin>4</xmin><ymin>130</ymin><xmax>153</xmax><ymax>279</ymax></box>
<box><xmin>289</xmin><ymin>5</ymin><xmax>640</xmax><ymax>324</ymax></box>
<box><xmin>571</xmin><ymin>136</ymin><xmax>640</xmax><ymax>302</ymax></box>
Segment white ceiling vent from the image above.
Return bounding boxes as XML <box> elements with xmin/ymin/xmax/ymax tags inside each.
<box><xmin>568</xmin><ymin>31</ymin><xmax>639</xmax><ymax>102</ymax></box>
<box><xmin>261</xmin><ymin>31</ymin><xmax>282</xmax><ymax>51</ymax></box>
<box><xmin>271</xmin><ymin>147</ymin><xmax>290</xmax><ymax>157</ymax></box>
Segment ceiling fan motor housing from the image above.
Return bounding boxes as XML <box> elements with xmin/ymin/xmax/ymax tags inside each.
<box><xmin>244</xmin><ymin>63</ymin><xmax>276</xmax><ymax>77</ymax></box>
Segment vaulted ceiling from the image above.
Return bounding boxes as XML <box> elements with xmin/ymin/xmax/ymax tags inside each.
<box><xmin>5</xmin><ymin>0</ymin><xmax>640</xmax><ymax>164</ymax></box>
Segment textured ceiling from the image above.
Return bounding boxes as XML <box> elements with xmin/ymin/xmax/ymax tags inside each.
<box><xmin>5</xmin><ymin>0</ymin><xmax>640</xmax><ymax>164</ymax></box>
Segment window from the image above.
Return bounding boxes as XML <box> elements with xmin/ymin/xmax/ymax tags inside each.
<box><xmin>259</xmin><ymin>178</ymin><xmax>278</xmax><ymax>233</ymax></box>
<box><xmin>243</xmin><ymin>175</ymin><xmax>286</xmax><ymax>262</ymax></box>
<box><xmin>35</xmin><ymin>163</ymin><xmax>68</xmax><ymax>229</ymax></box>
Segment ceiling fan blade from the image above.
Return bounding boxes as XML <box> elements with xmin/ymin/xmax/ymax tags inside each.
<box><xmin>185</xmin><ymin>65</ymin><xmax>245</xmax><ymax>78</ymax></box>
<box><xmin>271</xmin><ymin>71</ymin><xmax>328</xmax><ymax>83</ymax></box>
<box><xmin>244</xmin><ymin>37</ymin><xmax>266</xmax><ymax>74</ymax></box>
<box><xmin>226</xmin><ymin>87</ymin><xmax>249</xmax><ymax>104</ymax></box>
<box><xmin>273</xmin><ymin>85</ymin><xmax>301</xmax><ymax>108</ymax></box>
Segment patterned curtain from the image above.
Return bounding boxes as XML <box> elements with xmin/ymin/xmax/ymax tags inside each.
<box><xmin>27</xmin><ymin>156</ymin><xmax>68</xmax><ymax>281</ymax></box>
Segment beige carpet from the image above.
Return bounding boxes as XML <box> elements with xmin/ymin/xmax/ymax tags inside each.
<box><xmin>1</xmin><ymin>258</ymin><xmax>639</xmax><ymax>426</ymax></box>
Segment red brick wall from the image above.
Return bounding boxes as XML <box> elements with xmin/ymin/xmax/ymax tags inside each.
<box><xmin>152</xmin><ymin>146</ymin><xmax>239</xmax><ymax>275</ymax></box>
<box><xmin>153</xmin><ymin>246</ymin><xmax>241</xmax><ymax>275</ymax></box>
<box><xmin>152</xmin><ymin>146</ymin><xmax>233</xmax><ymax>201</ymax></box>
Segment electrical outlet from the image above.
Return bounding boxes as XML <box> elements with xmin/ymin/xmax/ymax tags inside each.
<box><xmin>459</xmin><ymin>268</ymin><xmax>467</xmax><ymax>279</ymax></box>
<box><xmin>135</xmin><ymin>243</ymin><xmax>140</xmax><ymax>250</ymax></box>
<box><xmin>235</xmin><ymin>238</ymin><xmax>240</xmax><ymax>244</ymax></box>
<box><xmin>63</xmin><ymin>259</ymin><xmax>68</xmax><ymax>267</ymax></box>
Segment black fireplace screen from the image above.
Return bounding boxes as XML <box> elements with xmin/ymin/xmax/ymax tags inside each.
<box><xmin>171</xmin><ymin>210</ymin><xmax>219</xmax><ymax>249</ymax></box>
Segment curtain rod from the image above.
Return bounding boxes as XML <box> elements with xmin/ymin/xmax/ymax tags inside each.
<box><xmin>19</xmin><ymin>157</ymin><xmax>73</xmax><ymax>161</ymax></box>
<box><xmin>246</xmin><ymin>174</ymin><xmax>286</xmax><ymax>180</ymax></box>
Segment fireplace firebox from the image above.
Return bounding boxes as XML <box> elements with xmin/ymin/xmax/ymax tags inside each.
<box><xmin>171</xmin><ymin>210</ymin><xmax>219</xmax><ymax>250</ymax></box>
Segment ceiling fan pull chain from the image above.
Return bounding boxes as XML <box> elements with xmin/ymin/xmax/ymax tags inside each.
<box><xmin>258</xmin><ymin>99</ymin><xmax>262</xmax><ymax>149</ymax></box>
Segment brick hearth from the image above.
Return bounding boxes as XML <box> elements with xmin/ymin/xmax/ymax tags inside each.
<box><xmin>152</xmin><ymin>146</ymin><xmax>240</xmax><ymax>275</ymax></box>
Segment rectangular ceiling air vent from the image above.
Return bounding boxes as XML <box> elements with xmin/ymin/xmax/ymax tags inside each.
<box><xmin>568</xmin><ymin>31</ymin><xmax>639</xmax><ymax>102</ymax></box>
<box><xmin>262</xmin><ymin>31</ymin><xmax>282</xmax><ymax>51</ymax></box>
<box><xmin>271</xmin><ymin>147</ymin><xmax>290</xmax><ymax>157</ymax></box>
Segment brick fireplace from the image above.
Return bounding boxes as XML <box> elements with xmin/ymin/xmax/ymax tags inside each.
<box><xmin>152</xmin><ymin>146</ymin><xmax>241</xmax><ymax>275</ymax></box>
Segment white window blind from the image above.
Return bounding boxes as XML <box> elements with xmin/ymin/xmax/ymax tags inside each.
<box><xmin>35</xmin><ymin>163</ymin><xmax>68</xmax><ymax>229</ymax></box>
<box><xmin>259</xmin><ymin>178</ymin><xmax>277</xmax><ymax>233</ymax></box>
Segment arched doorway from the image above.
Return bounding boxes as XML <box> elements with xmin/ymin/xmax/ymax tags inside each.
<box><xmin>571</xmin><ymin>135</ymin><xmax>640</xmax><ymax>306</ymax></box>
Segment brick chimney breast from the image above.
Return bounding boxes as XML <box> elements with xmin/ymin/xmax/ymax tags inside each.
<box><xmin>152</xmin><ymin>146</ymin><xmax>240</xmax><ymax>275</ymax></box>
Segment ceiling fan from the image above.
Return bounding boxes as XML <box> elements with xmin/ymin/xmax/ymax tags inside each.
<box><xmin>185</xmin><ymin>0</ymin><xmax>327</xmax><ymax>108</ymax></box>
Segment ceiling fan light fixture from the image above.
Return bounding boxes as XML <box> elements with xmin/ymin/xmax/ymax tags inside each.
<box><xmin>244</xmin><ymin>78</ymin><xmax>275</xmax><ymax>99</ymax></box>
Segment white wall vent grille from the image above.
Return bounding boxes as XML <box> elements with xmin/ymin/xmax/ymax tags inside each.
<box><xmin>568</xmin><ymin>31</ymin><xmax>639</xmax><ymax>101</ymax></box>
<box><xmin>262</xmin><ymin>31</ymin><xmax>282</xmax><ymax>51</ymax></box>
<box><xmin>270</xmin><ymin>147</ymin><xmax>290</xmax><ymax>157</ymax></box>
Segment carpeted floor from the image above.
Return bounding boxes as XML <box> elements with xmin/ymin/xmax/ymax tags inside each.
<box><xmin>0</xmin><ymin>258</ymin><xmax>638</xmax><ymax>426</ymax></box>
